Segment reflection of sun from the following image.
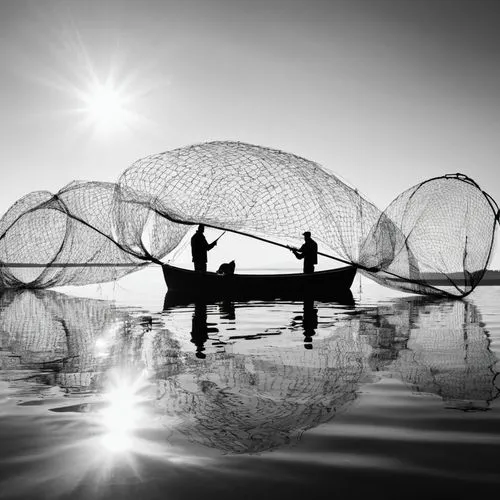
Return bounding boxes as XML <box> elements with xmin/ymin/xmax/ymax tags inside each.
<box><xmin>101</xmin><ymin>378</ymin><xmax>141</xmax><ymax>453</ymax></box>
<box><xmin>10</xmin><ymin>368</ymin><xmax>209</xmax><ymax>498</ymax></box>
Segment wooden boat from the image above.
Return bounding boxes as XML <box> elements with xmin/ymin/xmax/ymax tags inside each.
<box><xmin>162</xmin><ymin>263</ymin><xmax>357</xmax><ymax>302</ymax></box>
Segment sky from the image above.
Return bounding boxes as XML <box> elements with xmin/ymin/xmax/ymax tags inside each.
<box><xmin>1</xmin><ymin>0</ymin><xmax>500</xmax><ymax>268</ymax></box>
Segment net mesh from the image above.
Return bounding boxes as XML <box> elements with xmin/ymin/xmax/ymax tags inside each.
<box><xmin>0</xmin><ymin>141</ymin><xmax>498</xmax><ymax>296</ymax></box>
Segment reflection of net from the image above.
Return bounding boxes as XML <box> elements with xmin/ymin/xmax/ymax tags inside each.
<box><xmin>359</xmin><ymin>297</ymin><xmax>499</xmax><ymax>410</ymax></box>
<box><xmin>0</xmin><ymin>289</ymin><xmax>366</xmax><ymax>453</ymax></box>
<box><xmin>0</xmin><ymin>289</ymin><xmax>118</xmax><ymax>392</ymax></box>
<box><xmin>0</xmin><ymin>142</ymin><xmax>498</xmax><ymax>295</ymax></box>
<box><xmin>2</xmin><ymin>289</ymin><xmax>499</xmax><ymax>451</ymax></box>
<box><xmin>156</xmin><ymin>330</ymin><xmax>365</xmax><ymax>454</ymax></box>
<box><xmin>0</xmin><ymin>289</ymin><xmax>182</xmax><ymax>393</ymax></box>
<box><xmin>394</xmin><ymin>301</ymin><xmax>499</xmax><ymax>409</ymax></box>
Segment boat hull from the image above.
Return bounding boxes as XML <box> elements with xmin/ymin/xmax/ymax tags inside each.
<box><xmin>162</xmin><ymin>264</ymin><xmax>357</xmax><ymax>302</ymax></box>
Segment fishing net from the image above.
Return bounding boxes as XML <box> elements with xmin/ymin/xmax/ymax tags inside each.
<box><xmin>0</xmin><ymin>141</ymin><xmax>498</xmax><ymax>296</ymax></box>
<box><xmin>0</xmin><ymin>182</ymin><xmax>146</xmax><ymax>288</ymax></box>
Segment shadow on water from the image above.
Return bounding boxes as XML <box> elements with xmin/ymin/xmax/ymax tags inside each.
<box><xmin>0</xmin><ymin>288</ymin><xmax>498</xmax><ymax>458</ymax></box>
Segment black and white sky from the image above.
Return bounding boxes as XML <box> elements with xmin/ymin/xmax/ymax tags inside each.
<box><xmin>1</xmin><ymin>0</ymin><xmax>500</xmax><ymax>265</ymax></box>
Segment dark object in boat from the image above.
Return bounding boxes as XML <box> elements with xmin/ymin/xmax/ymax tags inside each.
<box><xmin>162</xmin><ymin>263</ymin><xmax>356</xmax><ymax>303</ymax></box>
<box><xmin>217</xmin><ymin>260</ymin><xmax>236</xmax><ymax>275</ymax></box>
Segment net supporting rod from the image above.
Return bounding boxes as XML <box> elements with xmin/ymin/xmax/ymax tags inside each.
<box><xmin>182</xmin><ymin>220</ymin><xmax>472</xmax><ymax>297</ymax></box>
<box><xmin>146</xmin><ymin>207</ymin><xmax>358</xmax><ymax>268</ymax></box>
<box><xmin>115</xmin><ymin>196</ymin><xmax>490</xmax><ymax>299</ymax></box>
<box><xmin>132</xmin><ymin>204</ymin><xmax>459</xmax><ymax>294</ymax></box>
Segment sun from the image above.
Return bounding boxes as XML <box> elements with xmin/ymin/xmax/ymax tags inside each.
<box><xmin>80</xmin><ymin>79</ymin><xmax>129</xmax><ymax>132</ymax></box>
<box><xmin>34</xmin><ymin>25</ymin><xmax>157</xmax><ymax>139</ymax></box>
<box><xmin>85</xmin><ymin>83</ymin><xmax>123</xmax><ymax>122</ymax></box>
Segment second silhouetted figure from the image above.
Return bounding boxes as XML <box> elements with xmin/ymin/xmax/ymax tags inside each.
<box><xmin>291</xmin><ymin>231</ymin><xmax>318</xmax><ymax>273</ymax></box>
<box><xmin>191</xmin><ymin>224</ymin><xmax>217</xmax><ymax>272</ymax></box>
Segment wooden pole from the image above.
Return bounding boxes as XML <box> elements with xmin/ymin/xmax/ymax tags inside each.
<box><xmin>173</xmin><ymin>219</ymin><xmax>355</xmax><ymax>267</ymax></box>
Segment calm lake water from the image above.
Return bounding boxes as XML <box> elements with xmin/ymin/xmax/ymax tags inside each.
<box><xmin>0</xmin><ymin>268</ymin><xmax>499</xmax><ymax>499</ymax></box>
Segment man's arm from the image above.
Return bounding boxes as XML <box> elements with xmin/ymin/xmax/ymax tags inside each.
<box><xmin>289</xmin><ymin>244</ymin><xmax>304</xmax><ymax>260</ymax></box>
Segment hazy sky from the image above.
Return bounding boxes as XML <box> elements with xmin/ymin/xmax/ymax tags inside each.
<box><xmin>1</xmin><ymin>0</ymin><xmax>500</xmax><ymax>267</ymax></box>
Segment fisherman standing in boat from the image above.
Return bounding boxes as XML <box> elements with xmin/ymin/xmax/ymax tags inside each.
<box><xmin>290</xmin><ymin>231</ymin><xmax>318</xmax><ymax>273</ymax></box>
<box><xmin>191</xmin><ymin>224</ymin><xmax>217</xmax><ymax>272</ymax></box>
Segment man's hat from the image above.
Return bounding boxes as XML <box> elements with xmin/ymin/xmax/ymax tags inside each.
<box><xmin>303</xmin><ymin>231</ymin><xmax>311</xmax><ymax>237</ymax></box>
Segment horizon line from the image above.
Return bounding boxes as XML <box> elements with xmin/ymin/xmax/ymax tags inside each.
<box><xmin>0</xmin><ymin>263</ymin><xmax>143</xmax><ymax>268</ymax></box>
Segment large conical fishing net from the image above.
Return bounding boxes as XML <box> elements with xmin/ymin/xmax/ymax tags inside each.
<box><xmin>0</xmin><ymin>141</ymin><xmax>498</xmax><ymax>297</ymax></box>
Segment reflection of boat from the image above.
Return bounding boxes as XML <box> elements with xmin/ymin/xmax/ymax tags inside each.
<box><xmin>162</xmin><ymin>263</ymin><xmax>357</xmax><ymax>302</ymax></box>
<box><xmin>163</xmin><ymin>288</ymin><xmax>354</xmax><ymax>308</ymax></box>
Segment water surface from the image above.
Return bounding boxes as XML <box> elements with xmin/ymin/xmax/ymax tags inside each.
<box><xmin>0</xmin><ymin>270</ymin><xmax>499</xmax><ymax>499</ymax></box>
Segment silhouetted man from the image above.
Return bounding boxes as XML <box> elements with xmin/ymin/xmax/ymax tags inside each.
<box><xmin>291</xmin><ymin>231</ymin><xmax>318</xmax><ymax>273</ymax></box>
<box><xmin>191</xmin><ymin>224</ymin><xmax>217</xmax><ymax>272</ymax></box>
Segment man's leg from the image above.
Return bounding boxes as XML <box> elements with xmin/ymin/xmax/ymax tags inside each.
<box><xmin>194</xmin><ymin>262</ymin><xmax>207</xmax><ymax>272</ymax></box>
<box><xmin>304</xmin><ymin>261</ymin><xmax>315</xmax><ymax>274</ymax></box>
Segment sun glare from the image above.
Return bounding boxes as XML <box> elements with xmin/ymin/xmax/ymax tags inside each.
<box><xmin>81</xmin><ymin>80</ymin><xmax>129</xmax><ymax>132</ymax></box>
<box><xmin>99</xmin><ymin>370</ymin><xmax>146</xmax><ymax>453</ymax></box>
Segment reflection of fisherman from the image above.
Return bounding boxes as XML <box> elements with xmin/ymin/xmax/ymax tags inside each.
<box><xmin>290</xmin><ymin>231</ymin><xmax>318</xmax><ymax>273</ymax></box>
<box><xmin>191</xmin><ymin>301</ymin><xmax>218</xmax><ymax>359</ymax></box>
<box><xmin>191</xmin><ymin>224</ymin><xmax>217</xmax><ymax>272</ymax></box>
<box><xmin>302</xmin><ymin>298</ymin><xmax>318</xmax><ymax>349</ymax></box>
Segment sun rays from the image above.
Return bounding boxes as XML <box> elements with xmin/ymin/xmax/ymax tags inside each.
<box><xmin>72</xmin><ymin>69</ymin><xmax>146</xmax><ymax>137</ymax></box>
<box><xmin>31</xmin><ymin>20</ymin><xmax>161</xmax><ymax>139</ymax></box>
